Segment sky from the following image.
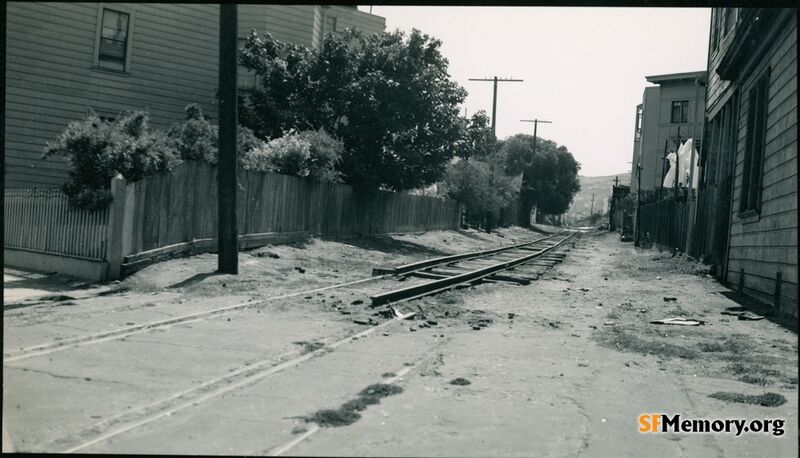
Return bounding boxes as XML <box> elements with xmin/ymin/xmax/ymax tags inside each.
<box><xmin>358</xmin><ymin>6</ymin><xmax>711</xmax><ymax>177</ymax></box>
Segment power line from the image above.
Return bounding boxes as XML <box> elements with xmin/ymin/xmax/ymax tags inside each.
<box><xmin>468</xmin><ymin>76</ymin><xmax>523</xmax><ymax>136</ymax></box>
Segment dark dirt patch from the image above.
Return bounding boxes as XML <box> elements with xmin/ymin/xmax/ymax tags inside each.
<box><xmin>39</xmin><ymin>294</ymin><xmax>76</xmax><ymax>301</ymax></box>
<box><xmin>341</xmin><ymin>395</ymin><xmax>381</xmax><ymax>412</ymax></box>
<box><xmin>708</xmin><ymin>391</ymin><xmax>787</xmax><ymax>407</ymax></box>
<box><xmin>294</xmin><ymin>341</ymin><xmax>325</xmax><ymax>354</ymax></box>
<box><xmin>306</xmin><ymin>408</ymin><xmax>362</xmax><ymax>427</ymax></box>
<box><xmin>97</xmin><ymin>287</ymin><xmax>130</xmax><ymax>296</ymax></box>
<box><xmin>359</xmin><ymin>383</ymin><xmax>404</xmax><ymax>398</ymax></box>
<box><xmin>306</xmin><ymin>382</ymin><xmax>404</xmax><ymax>428</ymax></box>
<box><xmin>449</xmin><ymin>377</ymin><xmax>471</xmax><ymax>386</ymax></box>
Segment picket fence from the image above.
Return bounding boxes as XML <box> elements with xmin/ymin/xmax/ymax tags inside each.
<box><xmin>4</xmin><ymin>188</ymin><xmax>108</xmax><ymax>260</ymax></box>
<box><xmin>4</xmin><ymin>161</ymin><xmax>463</xmax><ymax>280</ymax></box>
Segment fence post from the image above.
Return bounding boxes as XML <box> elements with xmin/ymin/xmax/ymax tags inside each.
<box><xmin>106</xmin><ymin>174</ymin><xmax>133</xmax><ymax>280</ymax></box>
<box><xmin>773</xmin><ymin>271</ymin><xmax>782</xmax><ymax>315</ymax></box>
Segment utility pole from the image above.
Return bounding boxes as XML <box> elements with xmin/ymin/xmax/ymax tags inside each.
<box><xmin>218</xmin><ymin>4</ymin><xmax>238</xmax><ymax>274</ymax></box>
<box><xmin>468</xmin><ymin>76</ymin><xmax>523</xmax><ymax>136</ymax></box>
<box><xmin>518</xmin><ymin>118</ymin><xmax>552</xmax><ymax>226</ymax></box>
<box><xmin>590</xmin><ymin>194</ymin><xmax>595</xmax><ymax>216</ymax></box>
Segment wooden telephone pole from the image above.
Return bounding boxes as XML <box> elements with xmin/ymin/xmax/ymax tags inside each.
<box><xmin>218</xmin><ymin>4</ymin><xmax>238</xmax><ymax>274</ymax></box>
<box><xmin>468</xmin><ymin>76</ymin><xmax>523</xmax><ymax>136</ymax></box>
<box><xmin>518</xmin><ymin>118</ymin><xmax>552</xmax><ymax>226</ymax></box>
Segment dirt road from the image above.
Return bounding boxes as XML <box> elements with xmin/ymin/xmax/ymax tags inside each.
<box><xmin>3</xmin><ymin>229</ymin><xmax>797</xmax><ymax>455</ymax></box>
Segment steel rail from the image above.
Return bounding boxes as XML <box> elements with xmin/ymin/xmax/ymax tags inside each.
<box><xmin>370</xmin><ymin>232</ymin><xmax>575</xmax><ymax>306</ymax></box>
<box><xmin>372</xmin><ymin>232</ymin><xmax>561</xmax><ymax>276</ymax></box>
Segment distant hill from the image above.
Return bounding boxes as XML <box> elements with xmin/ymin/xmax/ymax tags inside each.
<box><xmin>565</xmin><ymin>172</ymin><xmax>631</xmax><ymax>221</ymax></box>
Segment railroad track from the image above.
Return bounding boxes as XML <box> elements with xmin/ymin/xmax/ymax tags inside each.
<box><xmin>370</xmin><ymin>230</ymin><xmax>576</xmax><ymax>308</ymax></box>
<box><xmin>5</xmin><ymin>230</ymin><xmax>579</xmax><ymax>453</ymax></box>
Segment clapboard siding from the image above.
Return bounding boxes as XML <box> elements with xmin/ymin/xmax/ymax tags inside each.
<box><xmin>726</xmin><ymin>11</ymin><xmax>797</xmax><ymax>312</ymax></box>
<box><xmin>5</xmin><ymin>2</ymin><xmax>220</xmax><ymax>188</ymax></box>
<box><xmin>6</xmin><ymin>3</ymin><xmax>385</xmax><ymax>189</ymax></box>
<box><xmin>327</xmin><ymin>6</ymin><xmax>386</xmax><ymax>35</ymax></box>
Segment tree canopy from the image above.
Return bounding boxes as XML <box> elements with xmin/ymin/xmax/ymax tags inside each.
<box><xmin>239</xmin><ymin>28</ymin><xmax>467</xmax><ymax>191</ymax></box>
<box><xmin>498</xmin><ymin>134</ymin><xmax>581</xmax><ymax>222</ymax></box>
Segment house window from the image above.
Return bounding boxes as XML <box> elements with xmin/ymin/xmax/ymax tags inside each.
<box><xmin>97</xmin><ymin>8</ymin><xmax>131</xmax><ymax>72</ymax></box>
<box><xmin>739</xmin><ymin>69</ymin><xmax>770</xmax><ymax>214</ymax></box>
<box><xmin>671</xmin><ymin>101</ymin><xmax>689</xmax><ymax>123</ymax></box>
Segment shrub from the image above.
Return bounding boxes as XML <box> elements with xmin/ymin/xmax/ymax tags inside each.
<box><xmin>43</xmin><ymin>111</ymin><xmax>180</xmax><ymax>209</ymax></box>
<box><xmin>166</xmin><ymin>103</ymin><xmax>263</xmax><ymax>166</ymax></box>
<box><xmin>241</xmin><ymin>129</ymin><xmax>342</xmax><ymax>182</ymax></box>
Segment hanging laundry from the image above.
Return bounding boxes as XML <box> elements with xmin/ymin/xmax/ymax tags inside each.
<box><xmin>663</xmin><ymin>152</ymin><xmax>677</xmax><ymax>187</ymax></box>
<box><xmin>678</xmin><ymin>138</ymin><xmax>692</xmax><ymax>186</ymax></box>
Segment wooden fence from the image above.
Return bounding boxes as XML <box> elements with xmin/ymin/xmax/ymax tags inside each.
<box><xmin>4</xmin><ymin>188</ymin><xmax>108</xmax><ymax>260</ymax></box>
<box><xmin>5</xmin><ymin>161</ymin><xmax>463</xmax><ymax>280</ymax></box>
<box><xmin>124</xmin><ymin>162</ymin><xmax>461</xmax><ymax>255</ymax></box>
<box><xmin>637</xmin><ymin>198</ymin><xmax>690</xmax><ymax>251</ymax></box>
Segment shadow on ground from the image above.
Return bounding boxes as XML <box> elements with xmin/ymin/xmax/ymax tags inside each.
<box><xmin>317</xmin><ymin>235</ymin><xmax>450</xmax><ymax>257</ymax></box>
<box><xmin>718</xmin><ymin>290</ymin><xmax>798</xmax><ymax>333</ymax></box>
<box><xmin>168</xmin><ymin>271</ymin><xmax>227</xmax><ymax>289</ymax></box>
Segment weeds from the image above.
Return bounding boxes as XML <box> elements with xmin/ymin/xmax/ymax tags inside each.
<box><xmin>596</xmin><ymin>327</ymin><xmax>698</xmax><ymax>359</ymax></box>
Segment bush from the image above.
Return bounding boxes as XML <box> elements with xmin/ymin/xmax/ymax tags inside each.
<box><xmin>166</xmin><ymin>103</ymin><xmax>261</xmax><ymax>166</ymax></box>
<box><xmin>43</xmin><ymin>111</ymin><xmax>180</xmax><ymax>209</ymax></box>
<box><xmin>241</xmin><ymin>129</ymin><xmax>343</xmax><ymax>183</ymax></box>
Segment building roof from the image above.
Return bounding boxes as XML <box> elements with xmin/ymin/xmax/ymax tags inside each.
<box><xmin>645</xmin><ymin>71</ymin><xmax>707</xmax><ymax>85</ymax></box>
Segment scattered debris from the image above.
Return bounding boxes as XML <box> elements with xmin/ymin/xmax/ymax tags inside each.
<box><xmin>656</xmin><ymin>276</ymin><xmax>662</xmax><ymax>280</ymax></box>
<box><xmin>291</xmin><ymin>426</ymin><xmax>307</xmax><ymax>434</ymax></box>
<box><xmin>662</xmin><ymin>297</ymin><xmax>677</xmax><ymax>302</ymax></box>
<box><xmin>351</xmin><ymin>299</ymin><xmax>364</xmax><ymax>305</ymax></box>
<box><xmin>738</xmin><ymin>312</ymin><xmax>765</xmax><ymax>321</ymax></box>
<box><xmin>603</xmin><ymin>321</ymin><xmax>615</xmax><ymax>326</ymax></box>
<box><xmin>650</xmin><ymin>317</ymin><xmax>705</xmax><ymax>326</ymax></box>
<box><xmin>449</xmin><ymin>378</ymin><xmax>471</xmax><ymax>386</ymax></box>
<box><xmin>294</xmin><ymin>267</ymin><xmax>306</xmax><ymax>274</ymax></box>
<box><xmin>353</xmin><ymin>318</ymin><xmax>371</xmax><ymax>325</ymax></box>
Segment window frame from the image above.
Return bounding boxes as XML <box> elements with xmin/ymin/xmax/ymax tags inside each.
<box><xmin>93</xmin><ymin>5</ymin><xmax>135</xmax><ymax>74</ymax></box>
<box><xmin>671</xmin><ymin>100</ymin><xmax>689</xmax><ymax>124</ymax></box>
<box><xmin>738</xmin><ymin>68</ymin><xmax>771</xmax><ymax>216</ymax></box>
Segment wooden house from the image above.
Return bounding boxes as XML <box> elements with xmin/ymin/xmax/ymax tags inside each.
<box><xmin>4</xmin><ymin>3</ymin><xmax>385</xmax><ymax>188</ymax></box>
<box><xmin>694</xmin><ymin>8</ymin><xmax>797</xmax><ymax>316</ymax></box>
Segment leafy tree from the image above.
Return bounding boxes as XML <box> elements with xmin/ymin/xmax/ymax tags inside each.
<box><xmin>239</xmin><ymin>29</ymin><xmax>467</xmax><ymax>191</ymax></box>
<box><xmin>454</xmin><ymin>110</ymin><xmax>496</xmax><ymax>160</ymax></box>
<box><xmin>439</xmin><ymin>150</ymin><xmax>518</xmax><ymax>230</ymax></box>
<box><xmin>498</xmin><ymin>134</ymin><xmax>581</xmax><ymax>224</ymax></box>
